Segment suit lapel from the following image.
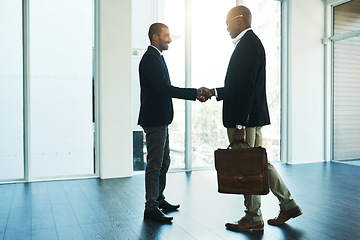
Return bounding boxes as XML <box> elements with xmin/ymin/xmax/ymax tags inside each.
<box><xmin>224</xmin><ymin>30</ymin><xmax>253</xmax><ymax>85</ymax></box>
<box><xmin>160</xmin><ymin>55</ymin><xmax>170</xmax><ymax>78</ymax></box>
<box><xmin>147</xmin><ymin>46</ymin><xmax>171</xmax><ymax>83</ymax></box>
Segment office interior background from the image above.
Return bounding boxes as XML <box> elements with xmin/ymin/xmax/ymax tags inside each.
<box><xmin>1</xmin><ymin>0</ymin><xmax>360</xmax><ymax>182</ymax></box>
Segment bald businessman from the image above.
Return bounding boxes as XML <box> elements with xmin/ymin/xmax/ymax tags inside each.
<box><xmin>206</xmin><ymin>5</ymin><xmax>302</xmax><ymax>232</ymax></box>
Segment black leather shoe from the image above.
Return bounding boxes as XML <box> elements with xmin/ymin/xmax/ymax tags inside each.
<box><xmin>158</xmin><ymin>200</ymin><xmax>180</xmax><ymax>211</ymax></box>
<box><xmin>144</xmin><ymin>208</ymin><xmax>173</xmax><ymax>222</ymax></box>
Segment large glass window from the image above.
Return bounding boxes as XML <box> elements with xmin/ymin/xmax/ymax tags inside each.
<box><xmin>158</xmin><ymin>0</ymin><xmax>186</xmax><ymax>169</ymax></box>
<box><xmin>132</xmin><ymin>0</ymin><xmax>186</xmax><ymax>170</ymax></box>
<box><xmin>29</xmin><ymin>0</ymin><xmax>94</xmax><ymax>178</ymax></box>
<box><xmin>190</xmin><ymin>0</ymin><xmax>234</xmax><ymax>168</ymax></box>
<box><xmin>131</xmin><ymin>0</ymin><xmax>156</xmax><ymax>171</ymax></box>
<box><xmin>132</xmin><ymin>0</ymin><xmax>282</xmax><ymax>171</ymax></box>
<box><xmin>244</xmin><ymin>0</ymin><xmax>281</xmax><ymax>162</ymax></box>
<box><xmin>0</xmin><ymin>0</ymin><xmax>24</xmax><ymax>180</ymax></box>
<box><xmin>191</xmin><ymin>0</ymin><xmax>281</xmax><ymax>167</ymax></box>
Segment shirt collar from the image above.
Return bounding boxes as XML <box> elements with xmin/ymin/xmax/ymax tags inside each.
<box><xmin>149</xmin><ymin>45</ymin><xmax>163</xmax><ymax>56</ymax></box>
<box><xmin>232</xmin><ymin>28</ymin><xmax>252</xmax><ymax>47</ymax></box>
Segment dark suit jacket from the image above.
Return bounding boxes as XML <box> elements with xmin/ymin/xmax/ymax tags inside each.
<box><xmin>138</xmin><ymin>46</ymin><xmax>197</xmax><ymax>127</ymax></box>
<box><xmin>217</xmin><ymin>30</ymin><xmax>270</xmax><ymax>128</ymax></box>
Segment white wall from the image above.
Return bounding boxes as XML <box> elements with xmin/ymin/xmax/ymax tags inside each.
<box><xmin>99</xmin><ymin>0</ymin><xmax>133</xmax><ymax>178</ymax></box>
<box><xmin>287</xmin><ymin>0</ymin><xmax>326</xmax><ymax>163</ymax></box>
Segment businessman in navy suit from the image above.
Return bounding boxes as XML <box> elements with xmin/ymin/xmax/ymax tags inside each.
<box><xmin>138</xmin><ymin>23</ymin><xmax>208</xmax><ymax>222</ymax></box>
<box><xmin>205</xmin><ymin>6</ymin><xmax>302</xmax><ymax>232</ymax></box>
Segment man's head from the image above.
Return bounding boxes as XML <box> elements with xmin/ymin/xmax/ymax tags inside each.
<box><xmin>148</xmin><ymin>23</ymin><xmax>172</xmax><ymax>52</ymax></box>
<box><xmin>226</xmin><ymin>5</ymin><xmax>252</xmax><ymax>39</ymax></box>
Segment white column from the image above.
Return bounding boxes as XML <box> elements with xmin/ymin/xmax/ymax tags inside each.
<box><xmin>286</xmin><ymin>0</ymin><xmax>325</xmax><ymax>164</ymax></box>
<box><xmin>99</xmin><ymin>0</ymin><xmax>133</xmax><ymax>178</ymax></box>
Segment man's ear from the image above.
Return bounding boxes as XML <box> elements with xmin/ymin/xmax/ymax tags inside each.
<box><xmin>152</xmin><ymin>34</ymin><xmax>158</xmax><ymax>43</ymax></box>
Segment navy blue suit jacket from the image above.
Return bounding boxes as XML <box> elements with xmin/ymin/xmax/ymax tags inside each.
<box><xmin>138</xmin><ymin>46</ymin><xmax>197</xmax><ymax>127</ymax></box>
<box><xmin>217</xmin><ymin>30</ymin><xmax>270</xmax><ymax>128</ymax></box>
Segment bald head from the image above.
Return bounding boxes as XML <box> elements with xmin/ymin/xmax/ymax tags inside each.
<box><xmin>229</xmin><ymin>5</ymin><xmax>252</xmax><ymax>17</ymax></box>
<box><xmin>226</xmin><ymin>5</ymin><xmax>252</xmax><ymax>39</ymax></box>
<box><xmin>228</xmin><ymin>5</ymin><xmax>252</xmax><ymax>27</ymax></box>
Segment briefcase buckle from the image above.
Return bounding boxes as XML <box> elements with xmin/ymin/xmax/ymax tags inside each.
<box><xmin>237</xmin><ymin>174</ymin><xmax>244</xmax><ymax>180</ymax></box>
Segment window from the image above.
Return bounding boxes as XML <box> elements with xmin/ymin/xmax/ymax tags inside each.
<box><xmin>29</xmin><ymin>0</ymin><xmax>94</xmax><ymax>178</ymax></box>
<box><xmin>132</xmin><ymin>0</ymin><xmax>187</xmax><ymax>170</ymax></box>
<box><xmin>192</xmin><ymin>0</ymin><xmax>282</xmax><ymax>167</ymax></box>
<box><xmin>0</xmin><ymin>0</ymin><xmax>96</xmax><ymax>182</ymax></box>
<box><xmin>243</xmin><ymin>0</ymin><xmax>281</xmax><ymax>162</ymax></box>
<box><xmin>190</xmin><ymin>0</ymin><xmax>234</xmax><ymax>168</ymax></box>
<box><xmin>332</xmin><ymin>0</ymin><xmax>360</xmax><ymax>161</ymax></box>
<box><xmin>132</xmin><ymin>0</ymin><xmax>282</xmax><ymax>171</ymax></box>
<box><xmin>131</xmin><ymin>0</ymin><xmax>157</xmax><ymax>171</ymax></box>
<box><xmin>0</xmin><ymin>0</ymin><xmax>24</xmax><ymax>180</ymax></box>
<box><xmin>159</xmin><ymin>0</ymin><xmax>187</xmax><ymax>169</ymax></box>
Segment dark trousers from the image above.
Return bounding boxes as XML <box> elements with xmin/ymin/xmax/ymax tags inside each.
<box><xmin>142</xmin><ymin>126</ymin><xmax>170</xmax><ymax>210</ymax></box>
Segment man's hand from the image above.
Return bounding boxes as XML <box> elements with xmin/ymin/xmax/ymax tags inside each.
<box><xmin>197</xmin><ymin>87</ymin><xmax>215</xmax><ymax>102</ymax></box>
<box><xmin>231</xmin><ymin>128</ymin><xmax>246</xmax><ymax>142</ymax></box>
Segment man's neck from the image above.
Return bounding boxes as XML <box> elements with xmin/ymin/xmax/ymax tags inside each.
<box><xmin>150</xmin><ymin>44</ymin><xmax>162</xmax><ymax>54</ymax></box>
<box><xmin>232</xmin><ymin>28</ymin><xmax>252</xmax><ymax>47</ymax></box>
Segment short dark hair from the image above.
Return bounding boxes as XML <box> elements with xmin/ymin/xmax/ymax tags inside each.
<box><xmin>148</xmin><ymin>23</ymin><xmax>168</xmax><ymax>43</ymax></box>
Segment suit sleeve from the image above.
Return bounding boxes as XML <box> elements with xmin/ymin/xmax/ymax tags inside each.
<box><xmin>216</xmin><ymin>87</ymin><xmax>225</xmax><ymax>101</ymax></box>
<box><xmin>235</xmin><ymin>39</ymin><xmax>259</xmax><ymax>125</ymax></box>
<box><xmin>141</xmin><ymin>54</ymin><xmax>197</xmax><ymax>100</ymax></box>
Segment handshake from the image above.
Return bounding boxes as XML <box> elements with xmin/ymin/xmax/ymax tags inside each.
<box><xmin>196</xmin><ymin>87</ymin><xmax>216</xmax><ymax>102</ymax></box>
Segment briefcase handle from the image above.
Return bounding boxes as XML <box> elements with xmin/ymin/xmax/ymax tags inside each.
<box><xmin>228</xmin><ymin>140</ymin><xmax>251</xmax><ymax>149</ymax></box>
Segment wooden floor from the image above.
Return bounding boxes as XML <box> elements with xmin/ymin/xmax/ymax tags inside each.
<box><xmin>0</xmin><ymin>161</ymin><xmax>359</xmax><ymax>240</ymax></box>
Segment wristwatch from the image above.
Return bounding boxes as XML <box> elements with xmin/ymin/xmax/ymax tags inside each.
<box><xmin>236</xmin><ymin>125</ymin><xmax>245</xmax><ymax>130</ymax></box>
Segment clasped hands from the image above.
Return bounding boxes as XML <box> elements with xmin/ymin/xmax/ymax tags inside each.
<box><xmin>196</xmin><ymin>87</ymin><xmax>215</xmax><ymax>102</ymax></box>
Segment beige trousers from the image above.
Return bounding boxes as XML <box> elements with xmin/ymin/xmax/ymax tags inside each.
<box><xmin>227</xmin><ymin>127</ymin><xmax>297</xmax><ymax>221</ymax></box>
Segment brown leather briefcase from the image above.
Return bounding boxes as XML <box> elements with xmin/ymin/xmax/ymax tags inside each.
<box><xmin>214</xmin><ymin>144</ymin><xmax>269</xmax><ymax>195</ymax></box>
